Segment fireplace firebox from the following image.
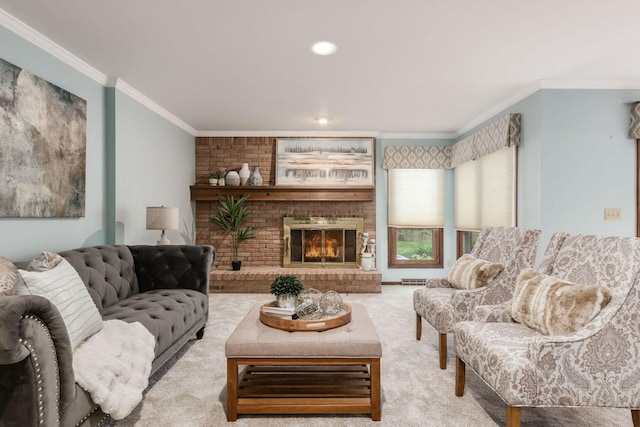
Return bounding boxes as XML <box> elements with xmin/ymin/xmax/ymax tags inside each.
<box><xmin>283</xmin><ymin>217</ymin><xmax>363</xmax><ymax>267</ymax></box>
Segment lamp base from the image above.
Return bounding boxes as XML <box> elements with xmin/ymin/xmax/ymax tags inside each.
<box><xmin>157</xmin><ymin>232</ymin><xmax>171</xmax><ymax>245</ymax></box>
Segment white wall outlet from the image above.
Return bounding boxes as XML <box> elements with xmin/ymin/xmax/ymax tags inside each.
<box><xmin>604</xmin><ymin>208</ymin><xmax>622</xmax><ymax>221</ymax></box>
<box><xmin>446</xmin><ymin>259</ymin><xmax>452</xmax><ymax>267</ymax></box>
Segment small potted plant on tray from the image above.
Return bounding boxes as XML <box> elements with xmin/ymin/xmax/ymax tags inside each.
<box><xmin>270</xmin><ymin>274</ymin><xmax>304</xmax><ymax>308</ymax></box>
<box><xmin>208</xmin><ymin>173</ymin><xmax>218</xmax><ymax>186</ymax></box>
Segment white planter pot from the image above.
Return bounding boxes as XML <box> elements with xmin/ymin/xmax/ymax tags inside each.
<box><xmin>361</xmin><ymin>253</ymin><xmax>373</xmax><ymax>271</ymax></box>
<box><xmin>276</xmin><ymin>294</ymin><xmax>297</xmax><ymax>308</ymax></box>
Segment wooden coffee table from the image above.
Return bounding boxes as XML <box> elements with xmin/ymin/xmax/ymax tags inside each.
<box><xmin>225</xmin><ymin>302</ymin><xmax>382</xmax><ymax>421</ymax></box>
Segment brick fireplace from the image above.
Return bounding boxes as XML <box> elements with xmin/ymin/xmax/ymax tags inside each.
<box><xmin>193</xmin><ymin>136</ymin><xmax>382</xmax><ymax>293</ymax></box>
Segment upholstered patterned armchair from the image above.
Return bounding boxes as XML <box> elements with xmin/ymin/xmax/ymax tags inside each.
<box><xmin>413</xmin><ymin>226</ymin><xmax>541</xmax><ymax>369</ymax></box>
<box><xmin>454</xmin><ymin>233</ymin><xmax>640</xmax><ymax>427</ymax></box>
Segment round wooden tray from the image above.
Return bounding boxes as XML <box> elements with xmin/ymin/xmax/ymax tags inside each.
<box><xmin>259</xmin><ymin>302</ymin><xmax>351</xmax><ymax>332</ymax></box>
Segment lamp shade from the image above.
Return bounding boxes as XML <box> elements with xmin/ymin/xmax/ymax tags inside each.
<box><xmin>146</xmin><ymin>206</ymin><xmax>179</xmax><ymax>230</ymax></box>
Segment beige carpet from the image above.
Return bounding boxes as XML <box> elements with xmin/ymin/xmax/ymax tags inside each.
<box><xmin>113</xmin><ymin>286</ymin><xmax>633</xmax><ymax>426</ymax></box>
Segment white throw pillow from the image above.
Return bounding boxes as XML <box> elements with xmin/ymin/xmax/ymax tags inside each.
<box><xmin>15</xmin><ymin>258</ymin><xmax>103</xmax><ymax>350</ymax></box>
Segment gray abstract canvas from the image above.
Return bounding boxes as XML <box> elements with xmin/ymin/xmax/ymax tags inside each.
<box><xmin>0</xmin><ymin>57</ymin><xmax>86</xmax><ymax>217</ymax></box>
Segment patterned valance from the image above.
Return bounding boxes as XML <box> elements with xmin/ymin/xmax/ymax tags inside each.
<box><xmin>382</xmin><ymin>113</ymin><xmax>521</xmax><ymax>170</ymax></box>
<box><xmin>629</xmin><ymin>102</ymin><xmax>640</xmax><ymax>139</ymax></box>
<box><xmin>450</xmin><ymin>113</ymin><xmax>521</xmax><ymax>168</ymax></box>
<box><xmin>382</xmin><ymin>145</ymin><xmax>451</xmax><ymax>169</ymax></box>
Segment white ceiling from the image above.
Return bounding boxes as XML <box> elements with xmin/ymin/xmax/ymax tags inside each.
<box><xmin>1</xmin><ymin>0</ymin><xmax>639</xmax><ymax>136</ymax></box>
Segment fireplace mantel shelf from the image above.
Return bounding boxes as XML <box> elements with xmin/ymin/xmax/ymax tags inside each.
<box><xmin>190</xmin><ymin>184</ymin><xmax>375</xmax><ymax>202</ymax></box>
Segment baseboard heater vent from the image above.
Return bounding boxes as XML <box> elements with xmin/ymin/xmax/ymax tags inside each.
<box><xmin>401</xmin><ymin>279</ymin><xmax>426</xmax><ymax>286</ymax></box>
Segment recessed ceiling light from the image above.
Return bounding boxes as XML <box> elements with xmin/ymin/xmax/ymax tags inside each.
<box><xmin>316</xmin><ymin>117</ymin><xmax>330</xmax><ymax>124</ymax></box>
<box><xmin>311</xmin><ymin>41</ymin><xmax>337</xmax><ymax>56</ymax></box>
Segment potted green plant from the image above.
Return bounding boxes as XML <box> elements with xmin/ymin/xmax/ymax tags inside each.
<box><xmin>208</xmin><ymin>173</ymin><xmax>218</xmax><ymax>186</ymax></box>
<box><xmin>209</xmin><ymin>195</ymin><xmax>255</xmax><ymax>270</ymax></box>
<box><xmin>270</xmin><ymin>274</ymin><xmax>304</xmax><ymax>308</ymax></box>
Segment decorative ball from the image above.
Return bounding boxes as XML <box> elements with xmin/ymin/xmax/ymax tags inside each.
<box><xmin>296</xmin><ymin>288</ymin><xmax>324</xmax><ymax>319</ymax></box>
<box><xmin>297</xmin><ymin>288</ymin><xmax>322</xmax><ymax>306</ymax></box>
<box><xmin>319</xmin><ymin>290</ymin><xmax>344</xmax><ymax>315</ymax></box>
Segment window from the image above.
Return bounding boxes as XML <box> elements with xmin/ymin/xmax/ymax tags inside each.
<box><xmin>387</xmin><ymin>169</ymin><xmax>444</xmax><ymax>268</ymax></box>
<box><xmin>456</xmin><ymin>230</ymin><xmax>480</xmax><ymax>258</ymax></box>
<box><xmin>389</xmin><ymin>227</ymin><xmax>443</xmax><ymax>268</ymax></box>
<box><xmin>454</xmin><ymin>146</ymin><xmax>516</xmax><ymax>255</ymax></box>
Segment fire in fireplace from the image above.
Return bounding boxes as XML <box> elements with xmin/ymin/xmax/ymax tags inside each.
<box><xmin>283</xmin><ymin>217</ymin><xmax>363</xmax><ymax>267</ymax></box>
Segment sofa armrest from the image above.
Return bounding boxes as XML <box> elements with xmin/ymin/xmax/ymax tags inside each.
<box><xmin>0</xmin><ymin>295</ymin><xmax>77</xmax><ymax>426</ymax></box>
<box><xmin>128</xmin><ymin>245</ymin><xmax>215</xmax><ymax>294</ymax></box>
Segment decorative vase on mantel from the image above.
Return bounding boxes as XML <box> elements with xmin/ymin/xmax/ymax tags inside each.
<box><xmin>249</xmin><ymin>166</ymin><xmax>263</xmax><ymax>186</ymax></box>
<box><xmin>226</xmin><ymin>170</ymin><xmax>240</xmax><ymax>186</ymax></box>
<box><xmin>217</xmin><ymin>168</ymin><xmax>227</xmax><ymax>186</ymax></box>
<box><xmin>239</xmin><ymin>163</ymin><xmax>250</xmax><ymax>186</ymax></box>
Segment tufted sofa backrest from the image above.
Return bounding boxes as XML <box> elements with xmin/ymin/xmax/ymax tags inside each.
<box><xmin>127</xmin><ymin>245</ymin><xmax>213</xmax><ymax>294</ymax></box>
<box><xmin>59</xmin><ymin>246</ymin><xmax>138</xmax><ymax>312</ymax></box>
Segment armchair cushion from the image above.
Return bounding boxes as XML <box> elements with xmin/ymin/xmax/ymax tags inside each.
<box><xmin>14</xmin><ymin>259</ymin><xmax>103</xmax><ymax>350</ymax></box>
<box><xmin>511</xmin><ymin>268</ymin><xmax>612</xmax><ymax>335</ymax></box>
<box><xmin>448</xmin><ymin>254</ymin><xmax>504</xmax><ymax>290</ymax></box>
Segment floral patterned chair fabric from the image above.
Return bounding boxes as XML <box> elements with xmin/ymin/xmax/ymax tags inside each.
<box><xmin>454</xmin><ymin>233</ymin><xmax>640</xmax><ymax>427</ymax></box>
<box><xmin>413</xmin><ymin>226</ymin><xmax>541</xmax><ymax>369</ymax></box>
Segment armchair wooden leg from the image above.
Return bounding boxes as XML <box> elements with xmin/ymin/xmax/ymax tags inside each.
<box><xmin>455</xmin><ymin>356</ymin><xmax>465</xmax><ymax>396</ymax></box>
<box><xmin>416</xmin><ymin>313</ymin><xmax>422</xmax><ymax>340</ymax></box>
<box><xmin>439</xmin><ymin>333</ymin><xmax>447</xmax><ymax>369</ymax></box>
<box><xmin>506</xmin><ymin>405</ymin><xmax>521</xmax><ymax>427</ymax></box>
<box><xmin>632</xmin><ymin>409</ymin><xmax>640</xmax><ymax>427</ymax></box>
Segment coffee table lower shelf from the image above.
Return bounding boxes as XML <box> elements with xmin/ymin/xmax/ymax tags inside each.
<box><xmin>227</xmin><ymin>358</ymin><xmax>381</xmax><ymax>421</ymax></box>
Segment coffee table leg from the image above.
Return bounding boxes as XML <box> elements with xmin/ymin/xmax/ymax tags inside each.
<box><xmin>371</xmin><ymin>358</ymin><xmax>381</xmax><ymax>421</ymax></box>
<box><xmin>227</xmin><ymin>358</ymin><xmax>238</xmax><ymax>421</ymax></box>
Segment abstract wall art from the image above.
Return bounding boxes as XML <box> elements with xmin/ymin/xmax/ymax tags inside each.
<box><xmin>275</xmin><ymin>138</ymin><xmax>374</xmax><ymax>186</ymax></box>
<box><xmin>0</xmin><ymin>57</ymin><xmax>87</xmax><ymax>217</ymax></box>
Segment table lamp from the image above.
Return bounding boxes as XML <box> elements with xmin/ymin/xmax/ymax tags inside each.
<box><xmin>146</xmin><ymin>206</ymin><xmax>179</xmax><ymax>245</ymax></box>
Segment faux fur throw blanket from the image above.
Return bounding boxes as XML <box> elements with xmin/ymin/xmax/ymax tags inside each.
<box><xmin>72</xmin><ymin>319</ymin><xmax>155</xmax><ymax>419</ymax></box>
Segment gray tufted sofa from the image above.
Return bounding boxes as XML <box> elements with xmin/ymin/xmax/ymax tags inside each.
<box><xmin>0</xmin><ymin>244</ymin><xmax>215</xmax><ymax>427</ymax></box>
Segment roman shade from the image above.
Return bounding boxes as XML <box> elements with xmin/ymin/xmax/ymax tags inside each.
<box><xmin>388</xmin><ymin>169</ymin><xmax>444</xmax><ymax>227</ymax></box>
<box><xmin>454</xmin><ymin>146</ymin><xmax>516</xmax><ymax>230</ymax></box>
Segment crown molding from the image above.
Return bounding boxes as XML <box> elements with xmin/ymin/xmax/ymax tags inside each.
<box><xmin>194</xmin><ymin>130</ymin><xmax>380</xmax><ymax>138</ymax></box>
<box><xmin>107</xmin><ymin>78</ymin><xmax>197</xmax><ymax>136</ymax></box>
<box><xmin>0</xmin><ymin>9</ymin><xmax>197</xmax><ymax>136</ymax></box>
<box><xmin>539</xmin><ymin>80</ymin><xmax>640</xmax><ymax>90</ymax></box>
<box><xmin>376</xmin><ymin>132</ymin><xmax>455</xmax><ymax>140</ymax></box>
<box><xmin>455</xmin><ymin>80</ymin><xmax>640</xmax><ymax>138</ymax></box>
<box><xmin>0</xmin><ymin>9</ymin><xmax>108</xmax><ymax>85</ymax></box>
<box><xmin>454</xmin><ymin>83</ymin><xmax>541</xmax><ymax>138</ymax></box>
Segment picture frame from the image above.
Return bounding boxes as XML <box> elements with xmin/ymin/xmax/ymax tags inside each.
<box><xmin>275</xmin><ymin>138</ymin><xmax>374</xmax><ymax>186</ymax></box>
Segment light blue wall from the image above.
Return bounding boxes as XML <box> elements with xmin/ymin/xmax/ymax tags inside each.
<box><xmin>114</xmin><ymin>90</ymin><xmax>195</xmax><ymax>245</ymax></box>
<box><xmin>460</xmin><ymin>89</ymin><xmax>640</xmax><ymax>263</ymax></box>
<box><xmin>0</xmin><ymin>26</ymin><xmax>195</xmax><ymax>260</ymax></box>
<box><xmin>375</xmin><ymin>138</ymin><xmax>455</xmax><ymax>282</ymax></box>
<box><xmin>538</xmin><ymin>89</ymin><xmax>639</xmax><ymax>249</ymax></box>
<box><xmin>0</xmin><ymin>26</ymin><xmax>107</xmax><ymax>259</ymax></box>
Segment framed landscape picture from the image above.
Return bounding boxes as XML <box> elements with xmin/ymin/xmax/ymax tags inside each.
<box><xmin>275</xmin><ymin>138</ymin><xmax>374</xmax><ymax>186</ymax></box>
